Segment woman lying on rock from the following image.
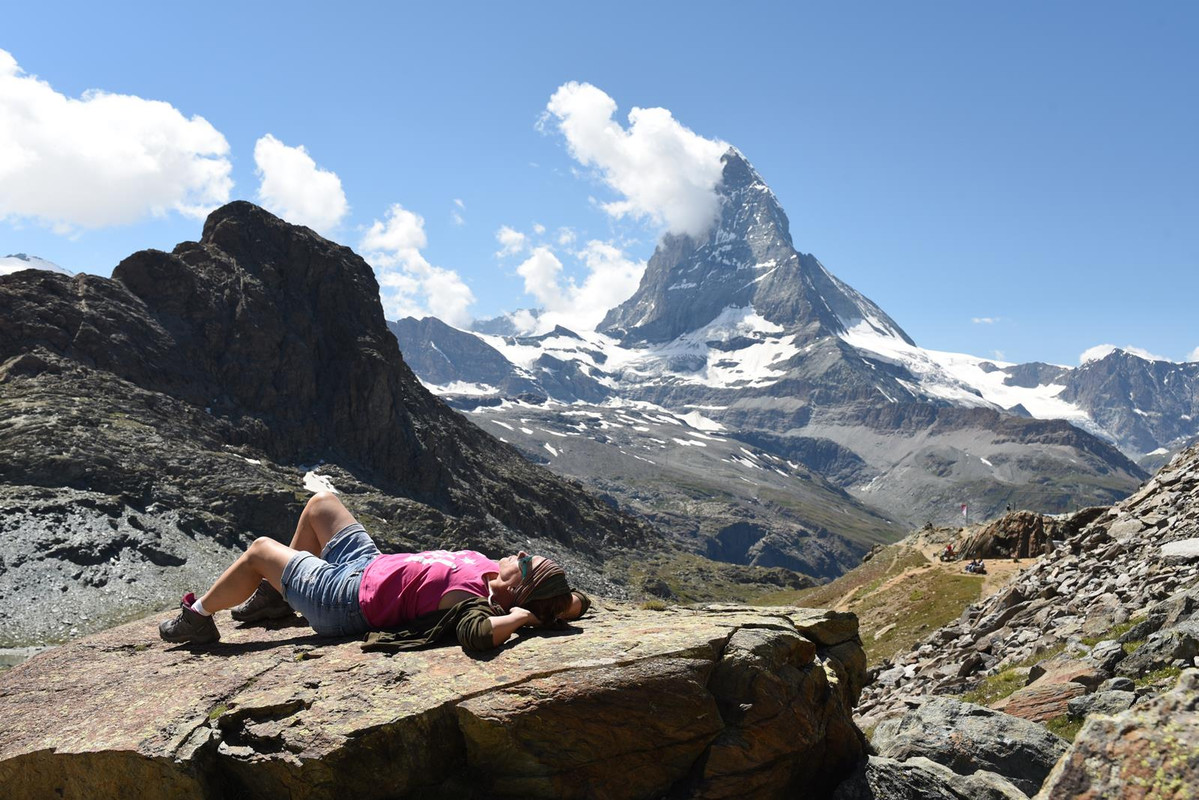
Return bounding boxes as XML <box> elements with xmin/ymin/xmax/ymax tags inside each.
<box><xmin>159</xmin><ymin>491</ymin><xmax>588</xmax><ymax>650</ymax></box>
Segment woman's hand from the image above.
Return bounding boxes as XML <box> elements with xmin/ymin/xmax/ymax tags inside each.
<box><xmin>487</xmin><ymin>606</ymin><xmax>542</xmax><ymax>647</ymax></box>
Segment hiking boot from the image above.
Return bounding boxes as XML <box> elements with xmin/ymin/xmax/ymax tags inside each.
<box><xmin>159</xmin><ymin>592</ymin><xmax>220</xmax><ymax>645</ymax></box>
<box><xmin>230</xmin><ymin>579</ymin><xmax>293</xmax><ymax>623</ymax></box>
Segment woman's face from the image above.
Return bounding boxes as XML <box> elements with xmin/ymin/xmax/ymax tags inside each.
<box><xmin>497</xmin><ymin>550</ymin><xmax>540</xmax><ymax>586</ymax></box>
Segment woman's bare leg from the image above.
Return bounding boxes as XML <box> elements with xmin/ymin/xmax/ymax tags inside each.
<box><xmin>198</xmin><ymin>537</ymin><xmax>296</xmax><ymax>612</ymax></box>
<box><xmin>195</xmin><ymin>492</ymin><xmax>356</xmax><ymax>614</ymax></box>
<box><xmin>287</xmin><ymin>491</ymin><xmax>358</xmax><ymax>556</ymax></box>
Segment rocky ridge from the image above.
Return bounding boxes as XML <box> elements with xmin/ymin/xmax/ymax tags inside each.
<box><xmin>0</xmin><ymin>604</ymin><xmax>867</xmax><ymax>800</ymax></box>
<box><xmin>847</xmin><ymin>443</ymin><xmax>1199</xmax><ymax>797</ymax></box>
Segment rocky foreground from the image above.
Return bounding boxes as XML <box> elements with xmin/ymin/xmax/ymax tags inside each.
<box><xmin>846</xmin><ymin>443</ymin><xmax>1199</xmax><ymax>798</ymax></box>
<box><xmin>0</xmin><ymin>604</ymin><xmax>867</xmax><ymax>800</ymax></box>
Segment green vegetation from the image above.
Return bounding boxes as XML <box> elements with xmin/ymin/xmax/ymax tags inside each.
<box><xmin>208</xmin><ymin>704</ymin><xmax>228</xmax><ymax>721</ymax></box>
<box><xmin>1080</xmin><ymin>620</ymin><xmax>1136</xmax><ymax>647</ymax></box>
<box><xmin>958</xmin><ymin>642</ymin><xmax>1068</xmax><ymax>706</ymax></box>
<box><xmin>640</xmin><ymin>600</ymin><xmax>668</xmax><ymax>611</ymax></box>
<box><xmin>1045</xmin><ymin>714</ymin><xmax>1085</xmax><ymax>742</ymax></box>
<box><xmin>759</xmin><ymin>545</ymin><xmax>926</xmax><ymax>608</ymax></box>
<box><xmin>1136</xmin><ymin>665</ymin><xmax>1182</xmax><ymax>689</ymax></box>
<box><xmin>606</xmin><ymin>551</ymin><xmax>808</xmax><ymax>604</ymax></box>
<box><xmin>854</xmin><ymin>570</ymin><xmax>983</xmax><ymax>664</ymax></box>
<box><xmin>959</xmin><ymin>669</ymin><xmax>1030</xmax><ymax>707</ymax></box>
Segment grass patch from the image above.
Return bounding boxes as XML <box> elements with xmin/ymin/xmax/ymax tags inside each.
<box><xmin>960</xmin><ymin>669</ymin><xmax>1029</xmax><ymax>706</ymax></box>
<box><xmin>605</xmin><ymin>552</ymin><xmax>808</xmax><ymax>604</ymax></box>
<box><xmin>1045</xmin><ymin>714</ymin><xmax>1085</xmax><ymax>742</ymax></box>
<box><xmin>958</xmin><ymin>641</ymin><xmax>1070</xmax><ymax>706</ymax></box>
<box><xmin>1080</xmin><ymin>620</ymin><xmax>1137</xmax><ymax>647</ymax></box>
<box><xmin>1135</xmin><ymin>665</ymin><xmax>1183</xmax><ymax>689</ymax></box>
<box><xmin>852</xmin><ymin>570</ymin><xmax>983</xmax><ymax>665</ymax></box>
<box><xmin>1123</xmin><ymin>640</ymin><xmax>1145</xmax><ymax>655</ymax></box>
<box><xmin>640</xmin><ymin>600</ymin><xmax>668</xmax><ymax>611</ymax></box>
<box><xmin>208</xmin><ymin>704</ymin><xmax>228</xmax><ymax>721</ymax></box>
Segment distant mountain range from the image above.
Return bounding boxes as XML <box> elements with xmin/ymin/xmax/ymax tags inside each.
<box><xmin>391</xmin><ymin>150</ymin><xmax>1189</xmax><ymax>566</ymax></box>
<box><xmin>0</xmin><ymin>254</ymin><xmax>70</xmax><ymax>277</ymax></box>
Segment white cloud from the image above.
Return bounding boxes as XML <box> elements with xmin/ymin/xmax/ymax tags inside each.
<box><xmin>557</xmin><ymin>227</ymin><xmax>577</xmax><ymax>246</ymax></box>
<box><xmin>495</xmin><ymin>225</ymin><xmax>527</xmax><ymax>257</ymax></box>
<box><xmin>451</xmin><ymin>198</ymin><xmax>465</xmax><ymax>226</ymax></box>
<box><xmin>544</xmin><ymin>82</ymin><xmax>728</xmax><ymax>237</ymax></box>
<box><xmin>1188</xmin><ymin>347</ymin><xmax>1199</xmax><ymax>363</ymax></box>
<box><xmin>972</xmin><ymin>317</ymin><xmax>1001</xmax><ymax>324</ymax></box>
<box><xmin>0</xmin><ymin>48</ymin><xmax>232</xmax><ymax>231</ymax></box>
<box><xmin>515</xmin><ymin>247</ymin><xmax>566</xmax><ymax>309</ymax></box>
<box><xmin>360</xmin><ymin>204</ymin><xmax>474</xmax><ymax>326</ymax></box>
<box><xmin>513</xmin><ymin>241</ymin><xmax>645</xmax><ymax>333</ymax></box>
<box><xmin>533</xmin><ymin>223</ymin><xmax>546</xmax><ymax>235</ymax></box>
<box><xmin>254</xmin><ymin>134</ymin><xmax>348</xmax><ymax>235</ymax></box>
<box><xmin>1080</xmin><ymin>344</ymin><xmax>1170</xmax><ymax>365</ymax></box>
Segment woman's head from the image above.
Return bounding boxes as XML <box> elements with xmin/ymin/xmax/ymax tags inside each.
<box><xmin>495</xmin><ymin>551</ymin><xmax>573</xmax><ymax>623</ymax></box>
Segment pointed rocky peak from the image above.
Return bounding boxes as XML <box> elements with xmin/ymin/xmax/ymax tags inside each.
<box><xmin>599</xmin><ymin>149</ymin><xmax>912</xmax><ymax>347</ymax></box>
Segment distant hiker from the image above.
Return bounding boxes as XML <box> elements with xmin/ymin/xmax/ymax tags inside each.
<box><xmin>159</xmin><ymin>492</ymin><xmax>588</xmax><ymax>649</ymax></box>
<box><xmin>964</xmin><ymin>559</ymin><xmax>987</xmax><ymax>575</ymax></box>
<box><xmin>940</xmin><ymin>543</ymin><xmax>955</xmax><ymax>562</ymax></box>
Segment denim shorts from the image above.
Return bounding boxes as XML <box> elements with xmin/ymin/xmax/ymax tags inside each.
<box><xmin>280</xmin><ymin>522</ymin><xmax>380</xmax><ymax>636</ymax></box>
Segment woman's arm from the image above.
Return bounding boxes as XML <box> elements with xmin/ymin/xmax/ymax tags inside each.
<box><xmin>486</xmin><ymin>606</ymin><xmax>540</xmax><ymax>648</ymax></box>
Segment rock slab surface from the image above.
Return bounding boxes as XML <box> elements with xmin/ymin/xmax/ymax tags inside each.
<box><xmin>0</xmin><ymin>604</ymin><xmax>867</xmax><ymax>800</ymax></box>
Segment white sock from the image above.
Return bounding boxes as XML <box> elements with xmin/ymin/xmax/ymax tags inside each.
<box><xmin>191</xmin><ymin>597</ymin><xmax>212</xmax><ymax>617</ymax></box>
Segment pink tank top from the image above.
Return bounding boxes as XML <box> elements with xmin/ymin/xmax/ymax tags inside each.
<box><xmin>358</xmin><ymin>550</ymin><xmax>500</xmax><ymax>629</ymax></box>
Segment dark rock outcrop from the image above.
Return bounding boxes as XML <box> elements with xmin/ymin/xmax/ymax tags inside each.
<box><xmin>832</xmin><ymin>756</ymin><xmax>1026</xmax><ymax>800</ymax></box>
<box><xmin>0</xmin><ymin>604</ymin><xmax>868</xmax><ymax>800</ymax></box>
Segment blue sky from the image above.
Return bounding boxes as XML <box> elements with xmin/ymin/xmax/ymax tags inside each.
<box><xmin>2</xmin><ymin>2</ymin><xmax>1196</xmax><ymax>365</ymax></box>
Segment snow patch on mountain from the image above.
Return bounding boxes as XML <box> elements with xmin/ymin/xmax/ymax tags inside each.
<box><xmin>1</xmin><ymin>254</ymin><xmax>72</xmax><ymax>276</ymax></box>
<box><xmin>840</xmin><ymin>315</ymin><xmax>1103</xmax><ymax>436</ymax></box>
<box><xmin>418</xmin><ymin>379</ymin><xmax>500</xmax><ymax>396</ymax></box>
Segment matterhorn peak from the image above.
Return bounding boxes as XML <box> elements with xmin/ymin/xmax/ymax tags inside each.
<box><xmin>598</xmin><ymin>150</ymin><xmax>910</xmax><ymax>346</ymax></box>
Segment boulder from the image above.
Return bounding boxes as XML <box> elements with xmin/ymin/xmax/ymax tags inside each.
<box><xmin>1116</xmin><ymin>622</ymin><xmax>1199</xmax><ymax>678</ymax></box>
<box><xmin>1036</xmin><ymin>669</ymin><xmax>1199</xmax><ymax>799</ymax></box>
<box><xmin>992</xmin><ymin>659</ymin><xmax>1106</xmax><ymax>722</ymax></box>
<box><xmin>960</xmin><ymin>511</ymin><xmax>1058</xmax><ymax>560</ymax></box>
<box><xmin>832</xmin><ymin>755</ymin><xmax>1026</xmax><ymax>800</ymax></box>
<box><xmin>1066</xmin><ymin>690</ymin><xmax>1136</xmax><ymax>718</ymax></box>
<box><xmin>871</xmin><ymin>696</ymin><xmax>1066</xmax><ymax>796</ymax></box>
<box><xmin>0</xmin><ymin>604</ymin><xmax>867</xmax><ymax>800</ymax></box>
<box><xmin>995</xmin><ymin>682</ymin><xmax>1088</xmax><ymax>723</ymax></box>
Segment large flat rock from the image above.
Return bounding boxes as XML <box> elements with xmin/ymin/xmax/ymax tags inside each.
<box><xmin>0</xmin><ymin>603</ymin><xmax>866</xmax><ymax>799</ymax></box>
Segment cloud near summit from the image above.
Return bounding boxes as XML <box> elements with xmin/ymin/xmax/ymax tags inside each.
<box><xmin>543</xmin><ymin>82</ymin><xmax>728</xmax><ymax>238</ymax></box>
<box><xmin>254</xmin><ymin>135</ymin><xmax>348</xmax><ymax>236</ymax></box>
<box><xmin>360</xmin><ymin>204</ymin><xmax>475</xmax><ymax>327</ymax></box>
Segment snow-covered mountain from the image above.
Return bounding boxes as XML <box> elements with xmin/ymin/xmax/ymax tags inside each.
<box><xmin>392</xmin><ymin>150</ymin><xmax>1150</xmax><ymax>540</ymax></box>
<box><xmin>0</xmin><ymin>254</ymin><xmax>71</xmax><ymax>277</ymax></box>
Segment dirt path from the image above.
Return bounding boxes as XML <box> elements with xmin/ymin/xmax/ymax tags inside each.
<box><xmin>831</xmin><ymin>547</ymin><xmax>903</xmax><ymax>611</ymax></box>
<box><xmin>832</xmin><ymin>545</ymin><xmax>1034</xmax><ymax>613</ymax></box>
